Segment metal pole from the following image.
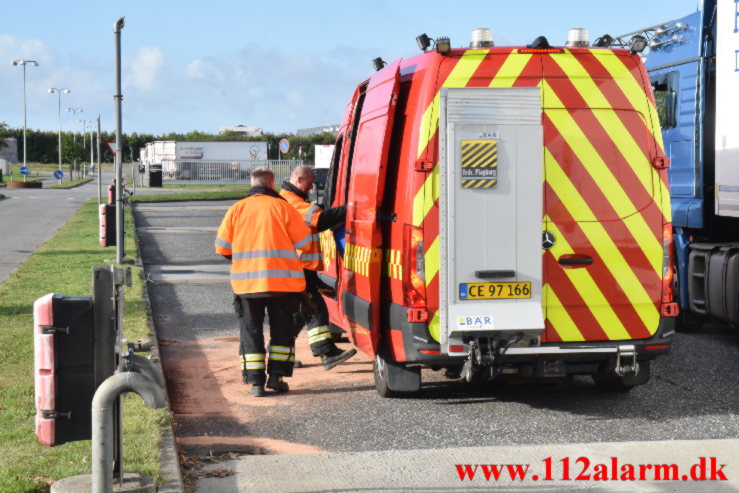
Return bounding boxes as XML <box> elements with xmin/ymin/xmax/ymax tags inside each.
<box><xmin>89</xmin><ymin>128</ymin><xmax>94</xmax><ymax>179</ymax></box>
<box><xmin>114</xmin><ymin>17</ymin><xmax>125</xmax><ymax>264</ymax></box>
<box><xmin>49</xmin><ymin>88</ymin><xmax>70</xmax><ymax>184</ymax></box>
<box><xmin>57</xmin><ymin>92</ymin><xmax>62</xmax><ymax>180</ymax></box>
<box><xmin>91</xmin><ymin>372</ymin><xmax>165</xmax><ymax>493</ymax></box>
<box><xmin>22</xmin><ymin>64</ymin><xmax>27</xmax><ymax>167</ymax></box>
<box><xmin>12</xmin><ymin>60</ymin><xmax>37</xmax><ymax>168</ymax></box>
<box><xmin>97</xmin><ymin>115</ymin><xmax>102</xmax><ymax>206</ymax></box>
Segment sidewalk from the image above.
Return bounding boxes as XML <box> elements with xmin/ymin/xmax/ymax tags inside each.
<box><xmin>197</xmin><ymin>438</ymin><xmax>739</xmax><ymax>492</ymax></box>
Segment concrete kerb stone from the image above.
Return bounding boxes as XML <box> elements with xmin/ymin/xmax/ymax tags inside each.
<box><xmin>133</xmin><ymin>214</ymin><xmax>185</xmax><ymax>493</ymax></box>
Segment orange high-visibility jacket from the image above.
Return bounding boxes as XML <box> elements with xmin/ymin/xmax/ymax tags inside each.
<box><xmin>279</xmin><ymin>187</ymin><xmax>324</xmax><ymax>271</ymax></box>
<box><xmin>215</xmin><ymin>191</ymin><xmax>311</xmax><ymax>294</ymax></box>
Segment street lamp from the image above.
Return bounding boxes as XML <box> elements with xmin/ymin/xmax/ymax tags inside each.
<box><xmin>85</xmin><ymin>123</ymin><xmax>95</xmax><ymax>178</ymax></box>
<box><xmin>78</xmin><ymin>119</ymin><xmax>91</xmax><ymax>147</ymax></box>
<box><xmin>49</xmin><ymin>87</ymin><xmax>70</xmax><ymax>181</ymax></box>
<box><xmin>66</xmin><ymin>107</ymin><xmax>83</xmax><ymax>143</ymax></box>
<box><xmin>12</xmin><ymin>59</ymin><xmax>39</xmax><ymax>168</ymax></box>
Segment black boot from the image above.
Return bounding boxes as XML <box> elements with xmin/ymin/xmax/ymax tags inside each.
<box><xmin>321</xmin><ymin>347</ymin><xmax>357</xmax><ymax>370</ymax></box>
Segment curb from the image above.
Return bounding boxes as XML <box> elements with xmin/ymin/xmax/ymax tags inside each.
<box><xmin>133</xmin><ymin>210</ymin><xmax>185</xmax><ymax>492</ymax></box>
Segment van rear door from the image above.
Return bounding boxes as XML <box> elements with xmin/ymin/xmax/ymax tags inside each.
<box><xmin>339</xmin><ymin>60</ymin><xmax>401</xmax><ymax>357</ymax></box>
<box><xmin>439</xmin><ymin>87</ymin><xmax>545</xmax><ymax>352</ymax></box>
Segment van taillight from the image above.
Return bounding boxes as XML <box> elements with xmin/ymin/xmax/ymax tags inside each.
<box><xmin>661</xmin><ymin>224</ymin><xmax>678</xmax><ymax>317</ymax></box>
<box><xmin>662</xmin><ymin>224</ymin><xmax>674</xmax><ymax>302</ymax></box>
<box><xmin>403</xmin><ymin>225</ymin><xmax>426</xmax><ymax>308</ymax></box>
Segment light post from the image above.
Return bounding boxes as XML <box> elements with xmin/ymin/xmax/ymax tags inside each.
<box><xmin>86</xmin><ymin>123</ymin><xmax>95</xmax><ymax>178</ymax></box>
<box><xmin>78</xmin><ymin>119</ymin><xmax>91</xmax><ymax>148</ymax></box>
<box><xmin>66</xmin><ymin>107</ymin><xmax>83</xmax><ymax>143</ymax></box>
<box><xmin>12</xmin><ymin>59</ymin><xmax>39</xmax><ymax>168</ymax></box>
<box><xmin>49</xmin><ymin>87</ymin><xmax>70</xmax><ymax>184</ymax></box>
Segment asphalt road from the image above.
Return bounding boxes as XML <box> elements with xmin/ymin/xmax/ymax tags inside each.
<box><xmin>135</xmin><ymin>200</ymin><xmax>739</xmax><ymax>491</ymax></box>
<box><xmin>0</xmin><ymin>171</ymin><xmax>112</xmax><ymax>283</ymax></box>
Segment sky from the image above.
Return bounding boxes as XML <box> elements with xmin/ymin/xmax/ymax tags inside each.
<box><xmin>1</xmin><ymin>0</ymin><xmax>700</xmax><ymax>136</ymax></box>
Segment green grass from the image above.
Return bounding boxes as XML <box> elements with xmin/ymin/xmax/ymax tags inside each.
<box><xmin>161</xmin><ymin>183</ymin><xmax>250</xmax><ymax>190</ymax></box>
<box><xmin>0</xmin><ymin>199</ymin><xmax>167</xmax><ymax>492</ymax></box>
<box><xmin>130</xmin><ymin>190</ymin><xmax>247</xmax><ymax>202</ymax></box>
<box><xmin>6</xmin><ymin>163</ymin><xmax>111</xmax><ymax>184</ymax></box>
<box><xmin>46</xmin><ymin>178</ymin><xmax>93</xmax><ymax>189</ymax></box>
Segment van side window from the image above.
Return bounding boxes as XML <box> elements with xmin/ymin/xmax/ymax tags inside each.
<box><xmin>324</xmin><ymin>135</ymin><xmax>343</xmax><ymax>208</ymax></box>
<box><xmin>651</xmin><ymin>71</ymin><xmax>678</xmax><ymax>129</ymax></box>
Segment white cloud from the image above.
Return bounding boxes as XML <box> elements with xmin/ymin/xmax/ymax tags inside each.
<box><xmin>185</xmin><ymin>59</ymin><xmax>206</xmax><ymax>79</ymax></box>
<box><xmin>2</xmin><ymin>33</ymin><xmax>368</xmax><ymax>135</ymax></box>
<box><xmin>126</xmin><ymin>46</ymin><xmax>164</xmax><ymax>92</ymax></box>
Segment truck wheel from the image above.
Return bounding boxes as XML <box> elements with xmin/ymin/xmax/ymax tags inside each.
<box><xmin>593</xmin><ymin>360</ymin><xmax>651</xmax><ymax>392</ymax></box>
<box><xmin>373</xmin><ymin>350</ymin><xmax>421</xmax><ymax>398</ymax></box>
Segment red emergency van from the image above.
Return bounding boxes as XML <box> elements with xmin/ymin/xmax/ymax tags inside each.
<box><xmin>318</xmin><ymin>29</ymin><xmax>677</xmax><ymax>396</ymax></box>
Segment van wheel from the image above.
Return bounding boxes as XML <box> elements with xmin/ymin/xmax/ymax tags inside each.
<box><xmin>593</xmin><ymin>360</ymin><xmax>651</xmax><ymax>392</ymax></box>
<box><xmin>373</xmin><ymin>350</ymin><xmax>421</xmax><ymax>398</ymax></box>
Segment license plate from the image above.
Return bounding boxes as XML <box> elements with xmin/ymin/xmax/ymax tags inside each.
<box><xmin>459</xmin><ymin>282</ymin><xmax>531</xmax><ymax>300</ymax></box>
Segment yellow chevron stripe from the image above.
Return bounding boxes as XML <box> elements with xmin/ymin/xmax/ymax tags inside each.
<box><xmin>543</xmin><ymin>283</ymin><xmax>585</xmax><ymax>341</ymax></box>
<box><xmin>543</xmin><ymin>89</ymin><xmax>661</xmax><ymax>277</ymax></box>
<box><xmin>417</xmin><ymin>50</ymin><xmax>488</xmax><ymax>159</ymax></box>
<box><xmin>548</xmin><ymin>53</ymin><xmax>668</xmax><ymax>222</ymax></box>
<box><xmin>589</xmin><ymin>50</ymin><xmax>663</xmax><ymax>149</ymax></box>
<box><xmin>424</xmin><ymin>235</ymin><xmax>440</xmax><ymax>287</ymax></box>
<box><xmin>546</xmin><ymin>219</ymin><xmax>631</xmax><ymax>340</ymax></box>
<box><xmin>490</xmin><ymin>53</ymin><xmax>533</xmax><ymax>87</ymax></box>
<box><xmin>417</xmin><ymin>93</ymin><xmax>441</xmax><ymax>159</ymax></box>
<box><xmin>589</xmin><ymin>50</ymin><xmax>670</xmax><ymax>220</ymax></box>
<box><xmin>545</xmin><ymin>156</ymin><xmax>660</xmax><ymax>333</ymax></box>
<box><xmin>428</xmin><ymin>309</ymin><xmax>440</xmax><ymax>342</ymax></box>
<box><xmin>412</xmin><ymin>163</ymin><xmax>440</xmax><ymax>227</ymax></box>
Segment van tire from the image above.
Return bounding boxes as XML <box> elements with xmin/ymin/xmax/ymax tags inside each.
<box><xmin>593</xmin><ymin>360</ymin><xmax>651</xmax><ymax>392</ymax></box>
<box><xmin>373</xmin><ymin>350</ymin><xmax>421</xmax><ymax>398</ymax></box>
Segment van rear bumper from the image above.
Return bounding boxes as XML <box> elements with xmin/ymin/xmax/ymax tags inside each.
<box><xmin>386</xmin><ymin>302</ymin><xmax>675</xmax><ymax>366</ymax></box>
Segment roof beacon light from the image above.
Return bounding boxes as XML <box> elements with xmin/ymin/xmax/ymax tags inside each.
<box><xmin>470</xmin><ymin>28</ymin><xmax>494</xmax><ymax>48</ymax></box>
<box><xmin>372</xmin><ymin>57</ymin><xmax>386</xmax><ymax>72</ymax></box>
<box><xmin>435</xmin><ymin>36</ymin><xmax>451</xmax><ymax>55</ymax></box>
<box><xmin>566</xmin><ymin>28</ymin><xmax>589</xmax><ymax>47</ymax></box>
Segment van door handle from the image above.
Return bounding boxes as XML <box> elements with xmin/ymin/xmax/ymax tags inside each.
<box><xmin>475</xmin><ymin>270</ymin><xmax>515</xmax><ymax>279</ymax></box>
<box><xmin>558</xmin><ymin>254</ymin><xmax>593</xmax><ymax>267</ymax></box>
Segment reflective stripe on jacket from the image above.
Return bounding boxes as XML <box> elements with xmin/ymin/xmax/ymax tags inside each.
<box><xmin>215</xmin><ymin>193</ymin><xmax>310</xmax><ymax>294</ymax></box>
<box><xmin>280</xmin><ymin>186</ymin><xmax>324</xmax><ymax>271</ymax></box>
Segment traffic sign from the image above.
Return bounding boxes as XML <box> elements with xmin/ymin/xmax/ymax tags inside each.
<box><xmin>279</xmin><ymin>139</ymin><xmax>290</xmax><ymax>154</ymax></box>
<box><xmin>54</xmin><ymin>170</ymin><xmax>64</xmax><ymax>180</ymax></box>
<box><xmin>19</xmin><ymin>166</ymin><xmax>30</xmax><ymax>176</ymax></box>
<box><xmin>106</xmin><ymin>141</ymin><xmax>116</xmax><ymax>156</ymax></box>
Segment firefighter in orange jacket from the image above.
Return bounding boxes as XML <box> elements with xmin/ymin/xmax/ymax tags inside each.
<box><xmin>215</xmin><ymin>168</ymin><xmax>311</xmax><ymax>397</ymax></box>
<box><xmin>280</xmin><ymin>165</ymin><xmax>356</xmax><ymax>369</ymax></box>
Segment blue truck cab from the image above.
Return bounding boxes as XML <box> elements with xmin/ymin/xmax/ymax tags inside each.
<box><xmin>640</xmin><ymin>0</ymin><xmax>739</xmax><ymax>328</ymax></box>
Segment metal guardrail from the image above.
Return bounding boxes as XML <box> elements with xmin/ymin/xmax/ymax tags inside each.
<box><xmin>159</xmin><ymin>159</ymin><xmax>303</xmax><ymax>184</ymax></box>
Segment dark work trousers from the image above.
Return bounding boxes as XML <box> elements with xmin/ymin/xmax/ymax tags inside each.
<box><xmin>301</xmin><ymin>270</ymin><xmax>337</xmax><ymax>357</ymax></box>
<box><xmin>236</xmin><ymin>293</ymin><xmax>301</xmax><ymax>385</ymax></box>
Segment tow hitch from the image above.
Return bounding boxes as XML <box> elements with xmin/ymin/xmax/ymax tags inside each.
<box><xmin>615</xmin><ymin>345</ymin><xmax>639</xmax><ymax>377</ymax></box>
<box><xmin>459</xmin><ymin>334</ymin><xmax>524</xmax><ymax>382</ymax></box>
<box><xmin>460</xmin><ymin>339</ymin><xmax>493</xmax><ymax>382</ymax></box>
